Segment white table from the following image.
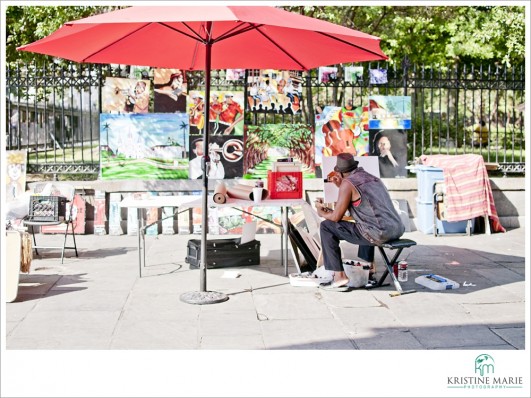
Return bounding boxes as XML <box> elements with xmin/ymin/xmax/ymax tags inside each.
<box><xmin>205</xmin><ymin>198</ymin><xmax>307</xmax><ymax>276</ymax></box>
<box><xmin>120</xmin><ymin>195</ymin><xmax>307</xmax><ymax>277</ymax></box>
<box><xmin>120</xmin><ymin>195</ymin><xmax>200</xmax><ymax>277</ymax></box>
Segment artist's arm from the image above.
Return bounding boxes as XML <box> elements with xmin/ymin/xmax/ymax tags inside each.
<box><xmin>316</xmin><ymin>179</ymin><xmax>359</xmax><ymax>222</ymax></box>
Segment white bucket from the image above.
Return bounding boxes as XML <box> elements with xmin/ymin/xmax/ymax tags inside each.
<box><xmin>343</xmin><ymin>259</ymin><xmax>370</xmax><ymax>288</ymax></box>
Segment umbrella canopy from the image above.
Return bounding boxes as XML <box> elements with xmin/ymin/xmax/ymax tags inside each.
<box><xmin>18</xmin><ymin>5</ymin><xmax>387</xmax><ymax>301</ymax></box>
<box><xmin>18</xmin><ymin>6</ymin><xmax>387</xmax><ymax>70</ymax></box>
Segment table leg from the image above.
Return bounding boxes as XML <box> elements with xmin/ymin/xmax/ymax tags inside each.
<box><xmin>137</xmin><ymin>208</ymin><xmax>142</xmax><ymax>278</ymax></box>
<box><xmin>282</xmin><ymin>206</ymin><xmax>289</xmax><ymax>276</ymax></box>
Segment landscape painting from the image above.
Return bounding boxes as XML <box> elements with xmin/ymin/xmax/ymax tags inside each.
<box><xmin>100</xmin><ymin>113</ymin><xmax>190</xmax><ymax>180</ymax></box>
<box><xmin>244</xmin><ymin>123</ymin><xmax>315</xmax><ymax>179</ymax></box>
<box><xmin>368</xmin><ymin>96</ymin><xmax>412</xmax><ymax>130</ymax></box>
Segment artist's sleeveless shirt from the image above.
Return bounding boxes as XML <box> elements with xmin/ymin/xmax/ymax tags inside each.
<box><xmin>344</xmin><ymin>167</ymin><xmax>404</xmax><ymax>245</ymax></box>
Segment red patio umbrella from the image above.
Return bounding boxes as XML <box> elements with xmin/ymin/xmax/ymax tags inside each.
<box><xmin>18</xmin><ymin>5</ymin><xmax>387</xmax><ymax>304</ymax></box>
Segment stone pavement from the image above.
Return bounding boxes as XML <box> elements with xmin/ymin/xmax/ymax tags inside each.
<box><xmin>5</xmin><ymin>226</ymin><xmax>526</xmax><ymax>351</ymax></box>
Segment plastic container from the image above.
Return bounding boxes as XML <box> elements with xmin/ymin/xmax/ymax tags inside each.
<box><xmin>415</xmin><ymin>165</ymin><xmax>444</xmax><ymax>203</ymax></box>
<box><xmin>289</xmin><ymin>272</ymin><xmax>332</xmax><ymax>287</ymax></box>
<box><xmin>416</xmin><ymin>199</ymin><xmax>470</xmax><ymax>235</ymax></box>
<box><xmin>267</xmin><ymin>171</ymin><xmax>303</xmax><ymax>199</ymax></box>
<box><xmin>343</xmin><ymin>259</ymin><xmax>370</xmax><ymax>288</ymax></box>
<box><xmin>415</xmin><ymin>274</ymin><xmax>460</xmax><ymax>290</ymax></box>
<box><xmin>29</xmin><ymin>195</ymin><xmax>67</xmax><ymax>222</ymax></box>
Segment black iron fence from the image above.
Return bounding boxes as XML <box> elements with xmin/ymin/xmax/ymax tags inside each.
<box><xmin>6</xmin><ymin>60</ymin><xmax>525</xmax><ymax>176</ymax></box>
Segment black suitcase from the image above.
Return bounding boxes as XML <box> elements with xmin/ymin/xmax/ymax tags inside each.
<box><xmin>185</xmin><ymin>238</ymin><xmax>260</xmax><ymax>269</ymax></box>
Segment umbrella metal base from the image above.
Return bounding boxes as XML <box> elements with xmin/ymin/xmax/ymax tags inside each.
<box><xmin>180</xmin><ymin>291</ymin><xmax>229</xmax><ymax>305</ymax></box>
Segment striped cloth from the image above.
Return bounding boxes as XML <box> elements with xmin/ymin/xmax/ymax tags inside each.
<box><xmin>420</xmin><ymin>154</ymin><xmax>505</xmax><ymax>233</ymax></box>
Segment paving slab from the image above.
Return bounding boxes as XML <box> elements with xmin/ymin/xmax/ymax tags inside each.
<box><xmin>4</xmin><ymin>227</ymin><xmax>525</xmax><ymax>353</ymax></box>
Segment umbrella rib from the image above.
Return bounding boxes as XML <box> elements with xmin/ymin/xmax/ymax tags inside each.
<box><xmin>213</xmin><ymin>22</ymin><xmax>260</xmax><ymax>43</ymax></box>
<box><xmin>253</xmin><ymin>27</ymin><xmax>306</xmax><ymax>70</ymax></box>
<box><xmin>159</xmin><ymin>22</ymin><xmax>207</xmax><ymax>43</ymax></box>
<box><xmin>316</xmin><ymin>31</ymin><xmax>386</xmax><ymax>59</ymax></box>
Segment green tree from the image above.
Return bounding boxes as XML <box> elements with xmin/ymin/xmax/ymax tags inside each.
<box><xmin>5</xmin><ymin>5</ymin><xmax>124</xmax><ymax>65</ymax></box>
<box><xmin>283</xmin><ymin>5</ymin><xmax>525</xmax><ymax>67</ymax></box>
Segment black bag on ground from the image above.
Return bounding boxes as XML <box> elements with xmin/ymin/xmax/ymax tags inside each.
<box><xmin>185</xmin><ymin>238</ymin><xmax>260</xmax><ymax>269</ymax></box>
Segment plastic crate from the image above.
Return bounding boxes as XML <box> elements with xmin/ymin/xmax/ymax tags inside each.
<box><xmin>267</xmin><ymin>171</ymin><xmax>303</xmax><ymax>199</ymax></box>
<box><xmin>415</xmin><ymin>165</ymin><xmax>444</xmax><ymax>203</ymax></box>
<box><xmin>416</xmin><ymin>199</ymin><xmax>470</xmax><ymax>235</ymax></box>
<box><xmin>29</xmin><ymin>195</ymin><xmax>67</xmax><ymax>222</ymax></box>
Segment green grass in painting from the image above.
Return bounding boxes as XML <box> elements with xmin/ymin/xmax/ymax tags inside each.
<box><xmin>101</xmin><ymin>159</ymin><xmax>189</xmax><ymax>180</ymax></box>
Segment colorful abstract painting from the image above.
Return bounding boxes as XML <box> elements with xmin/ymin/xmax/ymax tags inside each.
<box><xmin>369</xmin><ymin>68</ymin><xmax>388</xmax><ymax>84</ymax></box>
<box><xmin>100</xmin><ymin>113</ymin><xmax>189</xmax><ymax>180</ymax></box>
<box><xmin>314</xmin><ymin>106</ymin><xmax>370</xmax><ymax>173</ymax></box>
<box><xmin>247</xmin><ymin>69</ymin><xmax>303</xmax><ymax>114</ymax></box>
<box><xmin>344</xmin><ymin>66</ymin><xmax>364</xmax><ymax>83</ymax></box>
<box><xmin>244</xmin><ymin>123</ymin><xmax>314</xmax><ymax>180</ymax></box>
<box><xmin>318</xmin><ymin>66</ymin><xmax>339</xmax><ymax>83</ymax></box>
<box><xmin>368</xmin><ymin>96</ymin><xmax>412</xmax><ymax>130</ymax></box>
<box><xmin>102</xmin><ymin>77</ymin><xmax>150</xmax><ymax>114</ymax></box>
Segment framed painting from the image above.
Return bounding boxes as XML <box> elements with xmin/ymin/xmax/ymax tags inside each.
<box><xmin>100</xmin><ymin>113</ymin><xmax>189</xmax><ymax>180</ymax></box>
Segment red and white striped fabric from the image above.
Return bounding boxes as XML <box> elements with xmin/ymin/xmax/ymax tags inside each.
<box><xmin>420</xmin><ymin>154</ymin><xmax>505</xmax><ymax>233</ymax></box>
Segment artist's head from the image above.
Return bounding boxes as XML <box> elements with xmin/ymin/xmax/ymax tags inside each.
<box><xmin>334</xmin><ymin>153</ymin><xmax>359</xmax><ymax>175</ymax></box>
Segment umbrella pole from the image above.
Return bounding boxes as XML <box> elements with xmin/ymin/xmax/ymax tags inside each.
<box><xmin>181</xmin><ymin>28</ymin><xmax>228</xmax><ymax>305</ymax></box>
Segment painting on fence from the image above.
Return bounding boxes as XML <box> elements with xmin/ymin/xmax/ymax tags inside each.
<box><xmin>102</xmin><ymin>77</ymin><xmax>151</xmax><ymax>114</ymax></box>
<box><xmin>318</xmin><ymin>66</ymin><xmax>338</xmax><ymax>83</ymax></box>
<box><xmin>191</xmin><ymin>90</ymin><xmax>245</xmax><ymax>136</ymax></box>
<box><xmin>225</xmin><ymin>69</ymin><xmax>246</xmax><ymax>81</ymax></box>
<box><xmin>369</xmin><ymin>129</ymin><xmax>408</xmax><ymax>178</ymax></box>
<box><xmin>368</xmin><ymin>96</ymin><xmax>411</xmax><ymax>130</ymax></box>
<box><xmin>99</xmin><ymin>113</ymin><xmax>189</xmax><ymax>180</ymax></box>
<box><xmin>344</xmin><ymin>66</ymin><xmax>364</xmax><ymax>83</ymax></box>
<box><xmin>189</xmin><ymin>135</ymin><xmax>244</xmax><ymax>180</ymax></box>
<box><xmin>244</xmin><ymin>123</ymin><xmax>314</xmax><ymax>179</ymax></box>
<box><xmin>246</xmin><ymin>69</ymin><xmax>303</xmax><ymax>114</ymax></box>
<box><xmin>153</xmin><ymin>68</ymin><xmax>188</xmax><ymax>113</ymax></box>
<box><xmin>314</xmin><ymin>106</ymin><xmax>370</xmax><ymax>176</ymax></box>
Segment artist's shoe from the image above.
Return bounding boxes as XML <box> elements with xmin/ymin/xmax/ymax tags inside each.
<box><xmin>319</xmin><ymin>281</ymin><xmax>351</xmax><ymax>292</ymax></box>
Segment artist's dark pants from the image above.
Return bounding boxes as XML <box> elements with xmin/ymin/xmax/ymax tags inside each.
<box><xmin>320</xmin><ymin>219</ymin><xmax>375</xmax><ymax>272</ymax></box>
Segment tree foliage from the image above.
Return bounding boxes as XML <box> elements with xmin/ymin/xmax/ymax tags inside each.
<box><xmin>5</xmin><ymin>5</ymin><xmax>525</xmax><ymax>67</ymax></box>
<box><xmin>5</xmin><ymin>5</ymin><xmax>125</xmax><ymax>65</ymax></box>
<box><xmin>284</xmin><ymin>5</ymin><xmax>525</xmax><ymax>68</ymax></box>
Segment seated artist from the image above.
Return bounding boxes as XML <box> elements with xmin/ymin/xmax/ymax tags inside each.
<box><xmin>315</xmin><ymin>153</ymin><xmax>405</xmax><ymax>290</ymax></box>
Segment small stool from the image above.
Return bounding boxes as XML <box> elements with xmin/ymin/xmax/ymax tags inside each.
<box><xmin>367</xmin><ymin>238</ymin><xmax>417</xmax><ymax>296</ymax></box>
